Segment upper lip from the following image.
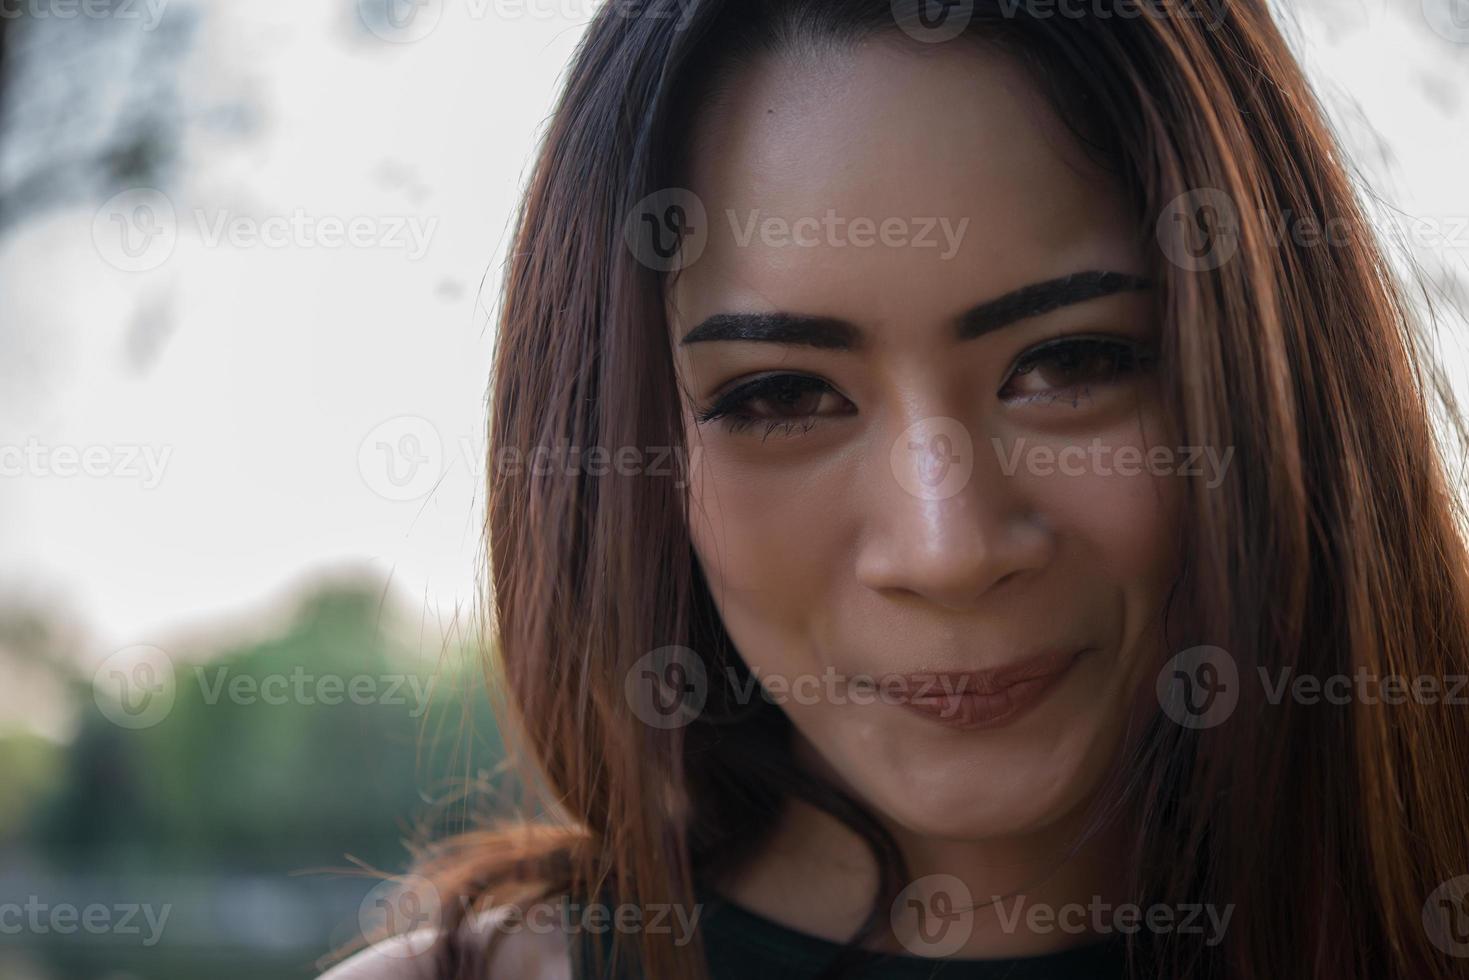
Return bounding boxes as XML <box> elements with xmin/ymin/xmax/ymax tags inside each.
<box><xmin>882</xmin><ymin>648</ymin><xmax>1085</xmax><ymax>700</ymax></box>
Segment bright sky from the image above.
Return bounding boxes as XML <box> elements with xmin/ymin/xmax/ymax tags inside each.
<box><xmin>0</xmin><ymin>0</ymin><xmax>1464</xmax><ymax>667</ymax></box>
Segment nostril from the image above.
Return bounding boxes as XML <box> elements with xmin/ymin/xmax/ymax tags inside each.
<box><xmin>992</xmin><ymin>570</ymin><xmax>1022</xmax><ymax>592</ymax></box>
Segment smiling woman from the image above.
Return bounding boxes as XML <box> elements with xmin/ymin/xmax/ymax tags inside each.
<box><xmin>321</xmin><ymin>1</ymin><xmax>1469</xmax><ymax>979</ymax></box>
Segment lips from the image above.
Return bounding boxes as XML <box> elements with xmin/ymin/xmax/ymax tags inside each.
<box><xmin>886</xmin><ymin>648</ymin><xmax>1086</xmax><ymax>731</ymax></box>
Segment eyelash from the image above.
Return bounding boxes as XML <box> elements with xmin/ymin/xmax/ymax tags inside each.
<box><xmin>998</xmin><ymin>335</ymin><xmax>1156</xmax><ymax>405</ymax></box>
<box><xmin>695</xmin><ymin>335</ymin><xmax>1154</xmax><ymax>438</ymax></box>
<box><xmin>696</xmin><ymin>373</ymin><xmax>842</xmax><ymax>440</ymax></box>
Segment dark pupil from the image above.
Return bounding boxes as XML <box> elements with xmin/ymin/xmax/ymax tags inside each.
<box><xmin>763</xmin><ymin>378</ymin><xmax>822</xmax><ymax>416</ymax></box>
<box><xmin>1036</xmin><ymin>341</ymin><xmax>1126</xmax><ymax>386</ymax></box>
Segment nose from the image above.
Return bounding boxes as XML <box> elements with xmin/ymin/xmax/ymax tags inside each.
<box><xmin>855</xmin><ymin>416</ymin><xmax>1056</xmax><ymax>611</ymax></box>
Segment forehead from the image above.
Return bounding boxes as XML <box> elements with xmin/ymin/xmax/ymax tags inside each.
<box><xmin>668</xmin><ymin>39</ymin><xmax>1140</xmax><ymax>337</ymax></box>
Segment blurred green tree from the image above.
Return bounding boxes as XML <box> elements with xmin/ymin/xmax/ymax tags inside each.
<box><xmin>32</xmin><ymin>579</ymin><xmax>503</xmax><ymax>875</ymax></box>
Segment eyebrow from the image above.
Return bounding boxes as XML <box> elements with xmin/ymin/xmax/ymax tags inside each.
<box><xmin>678</xmin><ymin>270</ymin><xmax>1150</xmax><ymax>350</ymax></box>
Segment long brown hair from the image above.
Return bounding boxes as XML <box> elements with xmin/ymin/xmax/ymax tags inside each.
<box><xmin>407</xmin><ymin>2</ymin><xmax>1469</xmax><ymax>977</ymax></box>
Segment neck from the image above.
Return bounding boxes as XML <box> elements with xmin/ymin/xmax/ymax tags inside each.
<box><xmin>714</xmin><ymin>740</ymin><xmax>1129</xmax><ymax>958</ymax></box>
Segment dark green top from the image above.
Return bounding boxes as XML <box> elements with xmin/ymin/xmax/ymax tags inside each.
<box><xmin>574</xmin><ymin>885</ymin><xmax>1130</xmax><ymax>979</ymax></box>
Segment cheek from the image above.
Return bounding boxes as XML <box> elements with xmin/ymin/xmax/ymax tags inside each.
<box><xmin>685</xmin><ymin>429</ymin><xmax>855</xmax><ymax>669</ymax></box>
<box><xmin>1025</xmin><ymin>446</ymin><xmax>1180</xmax><ymax>581</ymax></box>
<box><xmin>1008</xmin><ymin>416</ymin><xmax>1185</xmax><ymax>676</ymax></box>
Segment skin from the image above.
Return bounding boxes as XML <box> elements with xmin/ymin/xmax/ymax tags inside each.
<box><xmin>318</xmin><ymin>906</ymin><xmax>571</xmax><ymax>980</ymax></box>
<box><xmin>667</xmin><ymin>39</ymin><xmax>1182</xmax><ymax>957</ymax></box>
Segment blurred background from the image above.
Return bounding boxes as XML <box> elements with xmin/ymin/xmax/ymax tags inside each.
<box><xmin>0</xmin><ymin>0</ymin><xmax>1465</xmax><ymax>977</ymax></box>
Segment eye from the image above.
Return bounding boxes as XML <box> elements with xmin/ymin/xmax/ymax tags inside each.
<box><xmin>999</xmin><ymin>335</ymin><xmax>1154</xmax><ymax>406</ymax></box>
<box><xmin>696</xmin><ymin>373</ymin><xmax>854</xmax><ymax>439</ymax></box>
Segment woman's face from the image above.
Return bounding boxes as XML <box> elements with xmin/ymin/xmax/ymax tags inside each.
<box><xmin>667</xmin><ymin>40</ymin><xmax>1181</xmax><ymax>841</ymax></box>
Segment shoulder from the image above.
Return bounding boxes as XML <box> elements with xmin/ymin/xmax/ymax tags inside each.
<box><xmin>317</xmin><ymin>906</ymin><xmax>574</xmax><ymax>980</ymax></box>
<box><xmin>316</xmin><ymin>931</ymin><xmax>437</xmax><ymax>980</ymax></box>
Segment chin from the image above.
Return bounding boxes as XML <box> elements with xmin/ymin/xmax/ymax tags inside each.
<box><xmin>800</xmin><ymin>697</ymin><xmax>1127</xmax><ymax>843</ymax></box>
<box><xmin>874</xmin><ymin>756</ymin><xmax>1103</xmax><ymax>842</ymax></box>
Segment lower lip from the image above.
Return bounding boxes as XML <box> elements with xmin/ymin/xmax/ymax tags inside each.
<box><xmin>894</xmin><ymin>651</ymin><xmax>1085</xmax><ymax>731</ymax></box>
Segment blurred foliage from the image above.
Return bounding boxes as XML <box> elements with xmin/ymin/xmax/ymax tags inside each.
<box><xmin>4</xmin><ymin>578</ymin><xmax>504</xmax><ymax>876</ymax></box>
<box><xmin>0</xmin><ymin>731</ymin><xmax>64</xmax><ymax>837</ymax></box>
